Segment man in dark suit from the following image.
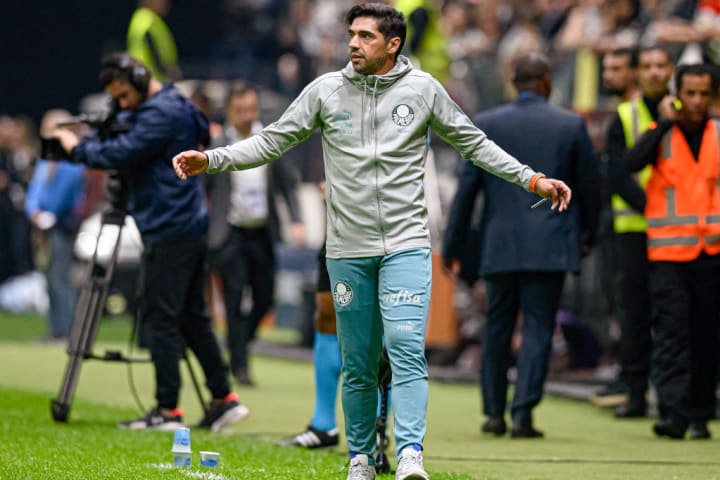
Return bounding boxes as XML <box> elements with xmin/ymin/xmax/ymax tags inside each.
<box><xmin>442</xmin><ymin>52</ymin><xmax>602</xmax><ymax>438</ymax></box>
<box><xmin>205</xmin><ymin>85</ymin><xmax>306</xmax><ymax>386</ymax></box>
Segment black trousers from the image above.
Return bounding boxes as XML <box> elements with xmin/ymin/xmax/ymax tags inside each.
<box><xmin>614</xmin><ymin>232</ymin><xmax>652</xmax><ymax>397</ymax></box>
<box><xmin>212</xmin><ymin>225</ymin><xmax>275</xmax><ymax>374</ymax></box>
<box><xmin>650</xmin><ymin>257</ymin><xmax>720</xmax><ymax>422</ymax></box>
<box><xmin>139</xmin><ymin>239</ymin><xmax>230</xmax><ymax>409</ymax></box>
<box><xmin>481</xmin><ymin>271</ymin><xmax>565</xmax><ymax>424</ymax></box>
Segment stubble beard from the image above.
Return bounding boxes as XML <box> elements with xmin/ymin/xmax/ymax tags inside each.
<box><xmin>352</xmin><ymin>54</ymin><xmax>386</xmax><ymax>76</ymax></box>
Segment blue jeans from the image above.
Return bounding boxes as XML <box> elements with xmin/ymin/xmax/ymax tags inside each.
<box><xmin>47</xmin><ymin>228</ymin><xmax>77</xmax><ymax>337</ymax></box>
<box><xmin>327</xmin><ymin>248</ymin><xmax>431</xmax><ymax>457</ymax></box>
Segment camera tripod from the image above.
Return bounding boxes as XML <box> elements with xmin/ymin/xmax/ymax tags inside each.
<box><xmin>51</xmin><ymin>173</ymin><xmax>208</xmax><ymax>423</ymax></box>
<box><xmin>375</xmin><ymin>347</ymin><xmax>392</xmax><ymax>474</ymax></box>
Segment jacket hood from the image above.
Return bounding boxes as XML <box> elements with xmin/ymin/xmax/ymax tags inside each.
<box><xmin>342</xmin><ymin>55</ymin><xmax>413</xmax><ymax>92</ymax></box>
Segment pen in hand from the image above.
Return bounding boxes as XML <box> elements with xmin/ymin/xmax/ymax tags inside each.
<box><xmin>531</xmin><ymin>197</ymin><xmax>550</xmax><ymax>209</ymax></box>
<box><xmin>531</xmin><ymin>187</ymin><xmax>563</xmax><ymax>209</ymax></box>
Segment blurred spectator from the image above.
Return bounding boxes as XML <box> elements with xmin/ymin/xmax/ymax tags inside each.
<box><xmin>640</xmin><ymin>0</ymin><xmax>703</xmax><ymax>60</ymax></box>
<box><xmin>601</xmin><ymin>47</ymin><xmax>642</xmax><ymax>107</ymax></box>
<box><xmin>443</xmin><ymin>1</ymin><xmax>503</xmax><ymax>112</ymax></box>
<box><xmin>497</xmin><ymin>3</ymin><xmax>548</xmax><ymax>99</ymax></box>
<box><xmin>25</xmin><ymin>110</ymin><xmax>86</xmax><ymax>341</ymax></box>
<box><xmin>443</xmin><ymin>52</ymin><xmax>601</xmax><ymax>438</ymax></box>
<box><xmin>127</xmin><ymin>0</ymin><xmax>182</xmax><ymax>81</ymax></box>
<box><xmin>206</xmin><ymin>85</ymin><xmax>305</xmax><ymax>386</ymax></box>
<box><xmin>0</xmin><ymin>116</ymin><xmax>36</xmax><ymax>284</ymax></box>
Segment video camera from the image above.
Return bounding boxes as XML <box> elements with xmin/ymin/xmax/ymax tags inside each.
<box><xmin>40</xmin><ymin>106</ymin><xmax>131</xmax><ymax>161</ymax></box>
<box><xmin>40</xmin><ymin>105</ymin><xmax>132</xmax><ymax>214</ymax></box>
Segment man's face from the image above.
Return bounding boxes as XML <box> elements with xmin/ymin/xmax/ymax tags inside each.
<box><xmin>677</xmin><ymin>73</ymin><xmax>713</xmax><ymax>125</ymax></box>
<box><xmin>348</xmin><ymin>16</ymin><xmax>397</xmax><ymax>75</ymax></box>
<box><xmin>226</xmin><ymin>91</ymin><xmax>259</xmax><ymax>133</ymax></box>
<box><xmin>602</xmin><ymin>53</ymin><xmax>635</xmax><ymax>96</ymax></box>
<box><xmin>106</xmin><ymin>80</ymin><xmax>143</xmax><ymax>110</ymax></box>
<box><xmin>637</xmin><ymin>49</ymin><xmax>673</xmax><ymax>98</ymax></box>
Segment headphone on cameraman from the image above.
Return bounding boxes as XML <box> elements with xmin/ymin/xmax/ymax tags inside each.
<box><xmin>100</xmin><ymin>53</ymin><xmax>151</xmax><ymax>95</ymax></box>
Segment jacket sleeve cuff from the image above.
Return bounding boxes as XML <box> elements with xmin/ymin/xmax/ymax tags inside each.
<box><xmin>528</xmin><ymin>172</ymin><xmax>546</xmax><ymax>193</ymax></box>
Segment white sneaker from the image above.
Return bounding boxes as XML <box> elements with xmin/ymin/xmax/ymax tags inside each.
<box><xmin>395</xmin><ymin>447</ymin><xmax>429</xmax><ymax>480</ymax></box>
<box><xmin>347</xmin><ymin>454</ymin><xmax>376</xmax><ymax>480</ymax></box>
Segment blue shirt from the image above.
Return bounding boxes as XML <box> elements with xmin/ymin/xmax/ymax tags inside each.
<box><xmin>25</xmin><ymin>160</ymin><xmax>85</xmax><ymax>232</ymax></box>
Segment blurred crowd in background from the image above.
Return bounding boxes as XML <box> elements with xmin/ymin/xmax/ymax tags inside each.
<box><xmin>3</xmin><ymin>0</ymin><xmax>720</xmax><ymax>379</ymax></box>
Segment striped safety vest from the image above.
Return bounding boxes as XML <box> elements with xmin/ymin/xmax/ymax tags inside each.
<box><xmin>645</xmin><ymin>119</ymin><xmax>720</xmax><ymax>262</ymax></box>
<box><xmin>612</xmin><ymin>99</ymin><xmax>653</xmax><ymax>233</ymax></box>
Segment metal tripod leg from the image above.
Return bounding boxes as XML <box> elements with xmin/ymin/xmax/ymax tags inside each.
<box><xmin>52</xmin><ymin>215</ymin><xmax>123</xmax><ymax>422</ymax></box>
<box><xmin>180</xmin><ymin>349</ymin><xmax>209</xmax><ymax>416</ymax></box>
<box><xmin>375</xmin><ymin>347</ymin><xmax>392</xmax><ymax>474</ymax></box>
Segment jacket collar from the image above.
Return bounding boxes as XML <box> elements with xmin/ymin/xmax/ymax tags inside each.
<box><xmin>342</xmin><ymin>55</ymin><xmax>413</xmax><ymax>93</ymax></box>
<box><xmin>515</xmin><ymin>91</ymin><xmax>547</xmax><ymax>103</ymax></box>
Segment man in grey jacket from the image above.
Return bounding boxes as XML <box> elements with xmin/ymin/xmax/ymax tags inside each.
<box><xmin>174</xmin><ymin>4</ymin><xmax>570</xmax><ymax>479</ymax></box>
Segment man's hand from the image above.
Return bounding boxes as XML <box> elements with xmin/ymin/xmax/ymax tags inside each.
<box><xmin>442</xmin><ymin>256</ymin><xmax>461</xmax><ymax>281</ymax></box>
<box><xmin>173</xmin><ymin>150</ymin><xmax>209</xmax><ymax>180</ymax></box>
<box><xmin>52</xmin><ymin>128</ymin><xmax>80</xmax><ymax>155</ymax></box>
<box><xmin>535</xmin><ymin>177</ymin><xmax>571</xmax><ymax>212</ymax></box>
<box><xmin>658</xmin><ymin>94</ymin><xmax>681</xmax><ymax>122</ymax></box>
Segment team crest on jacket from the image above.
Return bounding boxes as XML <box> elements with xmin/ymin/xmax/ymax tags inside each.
<box><xmin>333</xmin><ymin>281</ymin><xmax>353</xmax><ymax>305</ymax></box>
<box><xmin>392</xmin><ymin>104</ymin><xmax>414</xmax><ymax>126</ymax></box>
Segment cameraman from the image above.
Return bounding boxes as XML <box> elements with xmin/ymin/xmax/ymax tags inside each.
<box><xmin>52</xmin><ymin>53</ymin><xmax>249</xmax><ymax>432</ymax></box>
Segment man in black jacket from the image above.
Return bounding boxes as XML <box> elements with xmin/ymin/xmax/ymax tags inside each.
<box><xmin>443</xmin><ymin>52</ymin><xmax>601</xmax><ymax>438</ymax></box>
<box><xmin>53</xmin><ymin>53</ymin><xmax>248</xmax><ymax>431</ymax></box>
<box><xmin>593</xmin><ymin>46</ymin><xmax>674</xmax><ymax>417</ymax></box>
<box><xmin>205</xmin><ymin>85</ymin><xmax>305</xmax><ymax>386</ymax></box>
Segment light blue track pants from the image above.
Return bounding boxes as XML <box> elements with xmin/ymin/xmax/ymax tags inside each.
<box><xmin>327</xmin><ymin>248</ymin><xmax>431</xmax><ymax>457</ymax></box>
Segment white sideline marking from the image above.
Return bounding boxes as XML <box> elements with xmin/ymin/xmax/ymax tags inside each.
<box><xmin>148</xmin><ymin>463</ymin><xmax>227</xmax><ymax>480</ymax></box>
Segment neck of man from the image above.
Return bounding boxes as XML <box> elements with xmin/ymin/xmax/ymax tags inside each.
<box><xmin>621</xmin><ymin>85</ymin><xmax>642</xmax><ymax>102</ymax></box>
<box><xmin>235</xmin><ymin>124</ymin><xmax>252</xmax><ymax>138</ymax></box>
<box><xmin>680</xmin><ymin>116</ymin><xmax>709</xmax><ymax>133</ymax></box>
<box><xmin>146</xmin><ymin>79</ymin><xmax>163</xmax><ymax>99</ymax></box>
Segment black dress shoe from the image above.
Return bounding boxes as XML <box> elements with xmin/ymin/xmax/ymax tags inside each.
<box><xmin>653</xmin><ymin>416</ymin><xmax>687</xmax><ymax>439</ymax></box>
<box><xmin>688</xmin><ymin>421</ymin><xmax>711</xmax><ymax>440</ymax></box>
<box><xmin>481</xmin><ymin>417</ymin><xmax>507</xmax><ymax>436</ymax></box>
<box><xmin>510</xmin><ymin>422</ymin><xmax>544</xmax><ymax>438</ymax></box>
<box><xmin>614</xmin><ymin>401</ymin><xmax>647</xmax><ymax>418</ymax></box>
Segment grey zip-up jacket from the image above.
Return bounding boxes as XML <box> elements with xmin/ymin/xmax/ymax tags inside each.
<box><xmin>207</xmin><ymin>56</ymin><xmax>537</xmax><ymax>258</ymax></box>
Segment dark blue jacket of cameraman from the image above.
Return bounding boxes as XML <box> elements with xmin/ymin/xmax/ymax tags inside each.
<box><xmin>73</xmin><ymin>84</ymin><xmax>210</xmax><ymax>245</ymax></box>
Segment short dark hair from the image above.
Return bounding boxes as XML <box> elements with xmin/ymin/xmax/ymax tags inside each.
<box><xmin>226</xmin><ymin>83</ymin><xmax>258</xmax><ymax>107</ymax></box>
<box><xmin>98</xmin><ymin>52</ymin><xmax>150</xmax><ymax>92</ymax></box>
<box><xmin>675</xmin><ymin>63</ymin><xmax>720</xmax><ymax>93</ymax></box>
<box><xmin>637</xmin><ymin>45</ymin><xmax>671</xmax><ymax>64</ymax></box>
<box><xmin>512</xmin><ymin>51</ymin><xmax>551</xmax><ymax>86</ymax></box>
<box><xmin>606</xmin><ymin>47</ymin><xmax>638</xmax><ymax>68</ymax></box>
<box><xmin>346</xmin><ymin>3</ymin><xmax>406</xmax><ymax>58</ymax></box>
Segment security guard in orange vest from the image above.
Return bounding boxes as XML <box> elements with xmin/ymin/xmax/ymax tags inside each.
<box><xmin>594</xmin><ymin>47</ymin><xmax>673</xmax><ymax>418</ymax></box>
<box><xmin>626</xmin><ymin>63</ymin><xmax>720</xmax><ymax>440</ymax></box>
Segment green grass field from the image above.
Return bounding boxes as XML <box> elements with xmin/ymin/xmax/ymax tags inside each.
<box><xmin>1</xmin><ymin>313</ymin><xmax>719</xmax><ymax>479</ymax></box>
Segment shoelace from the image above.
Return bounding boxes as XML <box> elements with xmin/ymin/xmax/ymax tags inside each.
<box><xmin>398</xmin><ymin>453</ymin><xmax>423</xmax><ymax>471</ymax></box>
<box><xmin>346</xmin><ymin>463</ymin><xmax>375</xmax><ymax>479</ymax></box>
<box><xmin>339</xmin><ymin>457</ymin><xmax>375</xmax><ymax>476</ymax></box>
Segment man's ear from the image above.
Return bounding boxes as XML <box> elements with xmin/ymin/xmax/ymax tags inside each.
<box><xmin>387</xmin><ymin>37</ymin><xmax>401</xmax><ymax>55</ymax></box>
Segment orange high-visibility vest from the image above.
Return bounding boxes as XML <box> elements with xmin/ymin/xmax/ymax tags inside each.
<box><xmin>645</xmin><ymin>120</ymin><xmax>720</xmax><ymax>262</ymax></box>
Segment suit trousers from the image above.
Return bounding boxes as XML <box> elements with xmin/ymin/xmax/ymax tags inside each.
<box><xmin>650</xmin><ymin>257</ymin><xmax>720</xmax><ymax>423</ymax></box>
<box><xmin>482</xmin><ymin>271</ymin><xmax>565</xmax><ymax>424</ymax></box>
<box><xmin>139</xmin><ymin>239</ymin><xmax>230</xmax><ymax>409</ymax></box>
<box><xmin>614</xmin><ymin>232</ymin><xmax>652</xmax><ymax>397</ymax></box>
<box><xmin>212</xmin><ymin>225</ymin><xmax>275</xmax><ymax>374</ymax></box>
